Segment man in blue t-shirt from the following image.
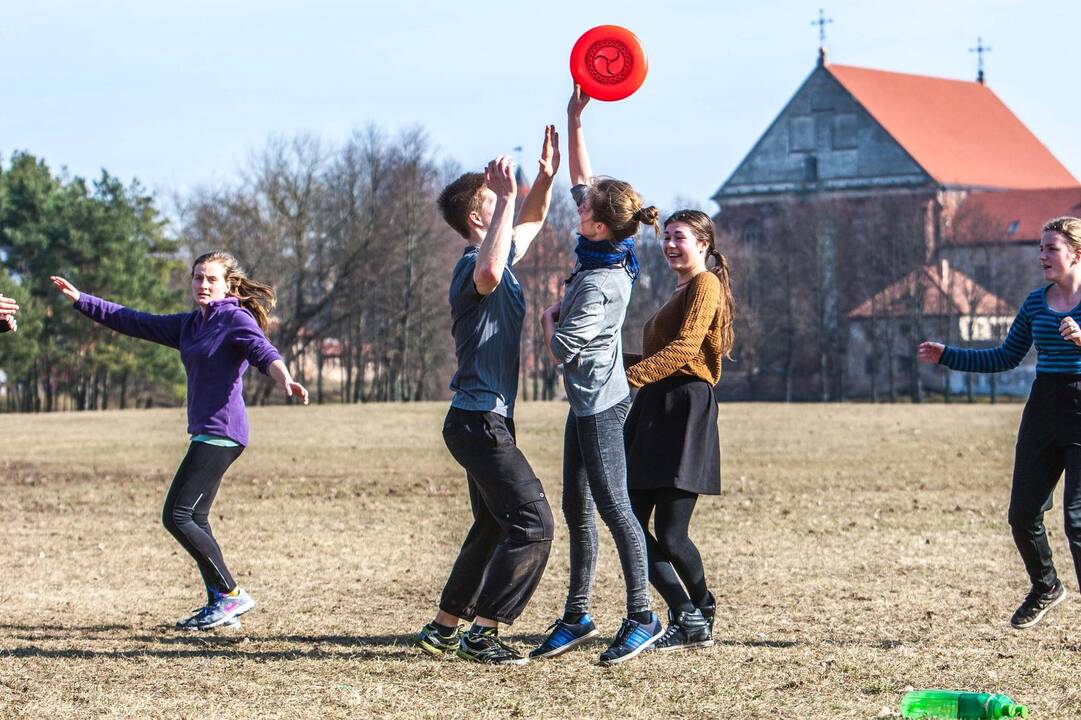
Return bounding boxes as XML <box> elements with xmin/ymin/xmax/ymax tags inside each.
<box><xmin>415</xmin><ymin>126</ymin><xmax>559</xmax><ymax>666</ymax></box>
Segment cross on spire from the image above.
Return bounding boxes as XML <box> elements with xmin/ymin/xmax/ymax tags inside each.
<box><xmin>811</xmin><ymin>8</ymin><xmax>833</xmax><ymax>66</ymax></box>
<box><xmin>811</xmin><ymin>8</ymin><xmax>833</xmax><ymax>46</ymax></box>
<box><xmin>969</xmin><ymin>36</ymin><xmax>991</xmax><ymax>85</ymax></box>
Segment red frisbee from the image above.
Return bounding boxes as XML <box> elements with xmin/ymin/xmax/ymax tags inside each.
<box><xmin>569</xmin><ymin>25</ymin><xmax>648</xmax><ymax>102</ymax></box>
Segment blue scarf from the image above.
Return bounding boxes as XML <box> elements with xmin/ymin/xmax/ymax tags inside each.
<box><xmin>571</xmin><ymin>235</ymin><xmax>639</xmax><ymax>282</ymax></box>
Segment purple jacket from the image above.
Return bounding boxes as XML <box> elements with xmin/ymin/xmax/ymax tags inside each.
<box><xmin>75</xmin><ymin>294</ymin><xmax>283</xmax><ymax>446</ymax></box>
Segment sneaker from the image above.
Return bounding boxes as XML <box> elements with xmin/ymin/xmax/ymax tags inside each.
<box><xmin>416</xmin><ymin>622</ymin><xmax>463</xmax><ymax>658</ymax></box>
<box><xmin>697</xmin><ymin>591</ymin><xmax>716</xmax><ymax>635</ymax></box>
<box><xmin>598</xmin><ymin>613</ymin><xmax>663</xmax><ymax>666</ymax></box>
<box><xmin>1010</xmin><ymin>582</ymin><xmax>1067</xmax><ymax>629</ymax></box>
<box><xmin>195</xmin><ymin>587</ymin><xmax>256</xmax><ymax>630</ymax></box>
<box><xmin>652</xmin><ymin>608</ymin><xmax>713</xmax><ymax>653</ymax></box>
<box><xmin>530</xmin><ymin>615</ymin><xmax>600</xmax><ymax>659</ymax></box>
<box><xmin>456</xmin><ymin>627</ymin><xmax>529</xmax><ymax>665</ymax></box>
<box><xmin>175</xmin><ymin>605</ymin><xmax>212</xmax><ymax>631</ymax></box>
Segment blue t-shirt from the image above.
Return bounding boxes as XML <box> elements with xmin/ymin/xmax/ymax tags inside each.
<box><xmin>448</xmin><ymin>244</ymin><xmax>524</xmax><ymax>417</ymax></box>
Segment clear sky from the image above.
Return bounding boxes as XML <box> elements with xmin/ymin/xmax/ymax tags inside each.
<box><xmin>3</xmin><ymin>0</ymin><xmax>1079</xmax><ymax>214</ymax></box>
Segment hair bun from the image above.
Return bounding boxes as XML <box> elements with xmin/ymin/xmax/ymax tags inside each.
<box><xmin>636</xmin><ymin>205</ymin><xmax>659</xmax><ymax>225</ymax></box>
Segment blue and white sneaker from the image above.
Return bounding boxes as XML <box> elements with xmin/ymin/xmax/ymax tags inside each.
<box><xmin>176</xmin><ymin>604</ymin><xmax>213</xmax><ymax>630</ymax></box>
<box><xmin>598</xmin><ymin>613</ymin><xmax>663</xmax><ymax>666</ymax></box>
<box><xmin>195</xmin><ymin>588</ymin><xmax>256</xmax><ymax>630</ymax></box>
<box><xmin>530</xmin><ymin>615</ymin><xmax>600</xmax><ymax>659</ymax></box>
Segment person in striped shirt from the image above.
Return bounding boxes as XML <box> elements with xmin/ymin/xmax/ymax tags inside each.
<box><xmin>918</xmin><ymin>216</ymin><xmax>1081</xmax><ymax>631</ymax></box>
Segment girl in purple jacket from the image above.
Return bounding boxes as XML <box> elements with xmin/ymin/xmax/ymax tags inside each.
<box><xmin>51</xmin><ymin>251</ymin><xmax>308</xmax><ymax>630</ymax></box>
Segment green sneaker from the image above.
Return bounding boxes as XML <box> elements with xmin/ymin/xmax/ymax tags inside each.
<box><xmin>416</xmin><ymin>622</ymin><xmax>463</xmax><ymax>657</ymax></box>
<box><xmin>456</xmin><ymin>627</ymin><xmax>529</xmax><ymax>665</ymax></box>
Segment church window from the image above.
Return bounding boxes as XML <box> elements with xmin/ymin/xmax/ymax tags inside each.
<box><xmin>789</xmin><ymin>116</ymin><xmax>815</xmax><ymax>152</ymax></box>
<box><xmin>831</xmin><ymin>114</ymin><xmax>857</xmax><ymax>149</ymax></box>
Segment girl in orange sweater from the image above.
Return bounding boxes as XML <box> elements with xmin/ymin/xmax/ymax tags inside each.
<box><xmin>624</xmin><ymin>209</ymin><xmax>735</xmax><ymax>652</ymax></box>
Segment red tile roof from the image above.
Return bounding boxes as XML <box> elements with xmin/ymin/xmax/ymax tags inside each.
<box><xmin>849</xmin><ymin>261</ymin><xmax>1011</xmax><ymax>318</ymax></box>
<box><xmin>951</xmin><ymin>188</ymin><xmax>1081</xmax><ymax>244</ymax></box>
<box><xmin>828</xmin><ymin>64</ymin><xmax>1080</xmax><ymax>190</ymax></box>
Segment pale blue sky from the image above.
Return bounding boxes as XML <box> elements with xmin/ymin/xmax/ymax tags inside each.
<box><xmin>3</xmin><ymin>0</ymin><xmax>1078</xmax><ymax>213</ymax></box>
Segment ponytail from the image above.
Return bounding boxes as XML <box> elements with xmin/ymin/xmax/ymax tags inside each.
<box><xmin>232</xmin><ymin>276</ymin><xmax>276</xmax><ymax>333</ymax></box>
<box><xmin>708</xmin><ymin>248</ymin><xmax>735</xmax><ymax>360</ymax></box>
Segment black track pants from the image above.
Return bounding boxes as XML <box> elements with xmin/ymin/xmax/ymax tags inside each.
<box><xmin>162</xmin><ymin>442</ymin><xmax>244</xmax><ymax>594</ymax></box>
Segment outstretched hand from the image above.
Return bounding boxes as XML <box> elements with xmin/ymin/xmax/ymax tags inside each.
<box><xmin>484</xmin><ymin>155</ymin><xmax>516</xmax><ymax>199</ymax></box>
<box><xmin>284</xmin><ymin>379</ymin><xmax>310</xmax><ymax>405</ymax></box>
<box><xmin>0</xmin><ymin>294</ymin><xmax>19</xmax><ymax>317</ymax></box>
<box><xmin>568</xmin><ymin>83</ymin><xmax>591</xmax><ymax>118</ymax></box>
<box><xmin>538</xmin><ymin>124</ymin><xmax>560</xmax><ymax>180</ymax></box>
<box><xmin>50</xmin><ymin>276</ymin><xmax>81</xmax><ymax>303</ymax></box>
<box><xmin>917</xmin><ymin>341</ymin><xmax>944</xmax><ymax>364</ymax></box>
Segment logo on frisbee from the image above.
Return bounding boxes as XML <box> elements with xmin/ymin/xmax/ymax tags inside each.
<box><xmin>586</xmin><ymin>39</ymin><xmax>632</xmax><ymax>84</ymax></box>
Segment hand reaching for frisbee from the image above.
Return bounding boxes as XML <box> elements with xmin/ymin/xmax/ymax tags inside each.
<box><xmin>485</xmin><ymin>156</ymin><xmax>516</xmax><ymax>200</ymax></box>
<box><xmin>917</xmin><ymin>341</ymin><xmax>944</xmax><ymax>364</ymax></box>
<box><xmin>50</xmin><ymin>276</ymin><xmax>81</xmax><ymax>303</ymax></box>
<box><xmin>538</xmin><ymin>124</ymin><xmax>560</xmax><ymax>180</ymax></box>
<box><xmin>568</xmin><ymin>83</ymin><xmax>591</xmax><ymax>120</ymax></box>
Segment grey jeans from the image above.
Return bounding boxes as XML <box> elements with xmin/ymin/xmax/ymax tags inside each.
<box><xmin>562</xmin><ymin>397</ymin><xmax>651</xmax><ymax>616</ymax></box>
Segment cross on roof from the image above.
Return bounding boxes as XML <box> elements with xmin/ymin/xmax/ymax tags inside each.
<box><xmin>811</xmin><ymin>8</ymin><xmax>833</xmax><ymax>46</ymax></box>
<box><xmin>969</xmin><ymin>36</ymin><xmax>992</xmax><ymax>84</ymax></box>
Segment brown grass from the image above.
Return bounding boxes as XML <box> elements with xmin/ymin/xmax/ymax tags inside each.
<box><xmin>0</xmin><ymin>402</ymin><xmax>1078</xmax><ymax>719</ymax></box>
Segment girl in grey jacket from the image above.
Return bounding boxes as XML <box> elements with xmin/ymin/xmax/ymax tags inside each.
<box><xmin>536</xmin><ymin>84</ymin><xmax>663</xmax><ymax>666</ymax></box>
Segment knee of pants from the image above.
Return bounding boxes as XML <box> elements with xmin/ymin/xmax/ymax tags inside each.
<box><xmin>508</xmin><ymin>499</ymin><xmax>555</xmax><ymax>543</ymax></box>
<box><xmin>1008</xmin><ymin>502</ymin><xmax>1045</xmax><ymax>530</ymax></box>
<box><xmin>162</xmin><ymin>503</ymin><xmax>193</xmax><ymax>535</ymax></box>
<box><xmin>656</xmin><ymin>527</ymin><xmax>691</xmax><ymax>556</ymax></box>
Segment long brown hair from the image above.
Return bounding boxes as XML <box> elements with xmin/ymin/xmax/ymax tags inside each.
<box><xmin>665</xmin><ymin>210</ymin><xmax>735</xmax><ymax>358</ymax></box>
<box><xmin>583</xmin><ymin>177</ymin><xmax>660</xmax><ymax>240</ymax></box>
<box><xmin>191</xmin><ymin>251</ymin><xmax>276</xmax><ymax>332</ymax></box>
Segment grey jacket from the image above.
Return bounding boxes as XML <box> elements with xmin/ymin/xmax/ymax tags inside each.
<box><xmin>551</xmin><ymin>266</ymin><xmax>632</xmax><ymax>416</ymax></box>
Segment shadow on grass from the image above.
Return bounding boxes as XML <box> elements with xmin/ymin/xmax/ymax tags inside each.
<box><xmin>0</xmin><ymin>623</ymin><xmax>134</xmax><ymax>633</ymax></box>
<box><xmin>0</xmin><ymin>633</ymin><xmax>429</xmax><ymax>662</ymax></box>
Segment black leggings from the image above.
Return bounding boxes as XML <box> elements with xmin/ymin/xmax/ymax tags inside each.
<box><xmin>162</xmin><ymin>442</ymin><xmax>244</xmax><ymax>594</ymax></box>
<box><xmin>629</xmin><ymin>487</ymin><xmax>708</xmax><ymax>614</ymax></box>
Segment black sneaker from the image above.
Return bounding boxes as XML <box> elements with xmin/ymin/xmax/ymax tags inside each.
<box><xmin>456</xmin><ymin>627</ymin><xmax>529</xmax><ymax>665</ymax></box>
<box><xmin>415</xmin><ymin>621</ymin><xmax>463</xmax><ymax>657</ymax></box>
<box><xmin>1010</xmin><ymin>582</ymin><xmax>1067</xmax><ymax>629</ymax></box>
<box><xmin>697</xmin><ymin>591</ymin><xmax>716</xmax><ymax>635</ymax></box>
<box><xmin>652</xmin><ymin>608</ymin><xmax>714</xmax><ymax>652</ymax></box>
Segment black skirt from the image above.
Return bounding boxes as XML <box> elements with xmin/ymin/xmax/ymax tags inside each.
<box><xmin>624</xmin><ymin>375</ymin><xmax>721</xmax><ymax>495</ymax></box>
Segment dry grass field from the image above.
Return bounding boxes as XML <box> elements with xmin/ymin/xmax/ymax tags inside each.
<box><xmin>1</xmin><ymin>401</ymin><xmax>1078</xmax><ymax>719</ymax></box>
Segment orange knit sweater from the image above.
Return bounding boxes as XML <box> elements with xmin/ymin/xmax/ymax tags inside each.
<box><xmin>625</xmin><ymin>271</ymin><xmax>724</xmax><ymax>388</ymax></box>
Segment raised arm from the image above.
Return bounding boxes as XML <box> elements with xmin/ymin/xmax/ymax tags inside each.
<box><xmin>473</xmin><ymin>156</ymin><xmax>517</xmax><ymax>296</ymax></box>
<box><xmin>567</xmin><ymin>84</ymin><xmax>593</xmax><ymax>186</ymax></box>
<box><xmin>51</xmin><ymin>275</ymin><xmax>185</xmax><ymax>349</ymax></box>
<box><xmin>511</xmin><ymin>124</ymin><xmax>560</xmax><ymax>264</ymax></box>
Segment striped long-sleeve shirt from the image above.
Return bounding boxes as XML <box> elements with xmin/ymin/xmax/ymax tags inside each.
<box><xmin>939</xmin><ymin>287</ymin><xmax>1081</xmax><ymax>374</ymax></box>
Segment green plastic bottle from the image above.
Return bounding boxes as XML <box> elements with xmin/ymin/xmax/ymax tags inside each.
<box><xmin>900</xmin><ymin>690</ymin><xmax>1028</xmax><ymax>719</ymax></box>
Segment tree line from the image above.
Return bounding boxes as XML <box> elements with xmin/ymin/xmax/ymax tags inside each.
<box><xmin>0</xmin><ymin>130</ymin><xmax>680</xmax><ymax>413</ymax></box>
<box><xmin>1</xmin><ymin>132</ymin><xmax>1026</xmax><ymax>412</ymax></box>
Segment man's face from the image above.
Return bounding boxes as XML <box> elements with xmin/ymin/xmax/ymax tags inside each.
<box><xmin>473</xmin><ymin>187</ymin><xmax>497</xmax><ymax>232</ymax></box>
